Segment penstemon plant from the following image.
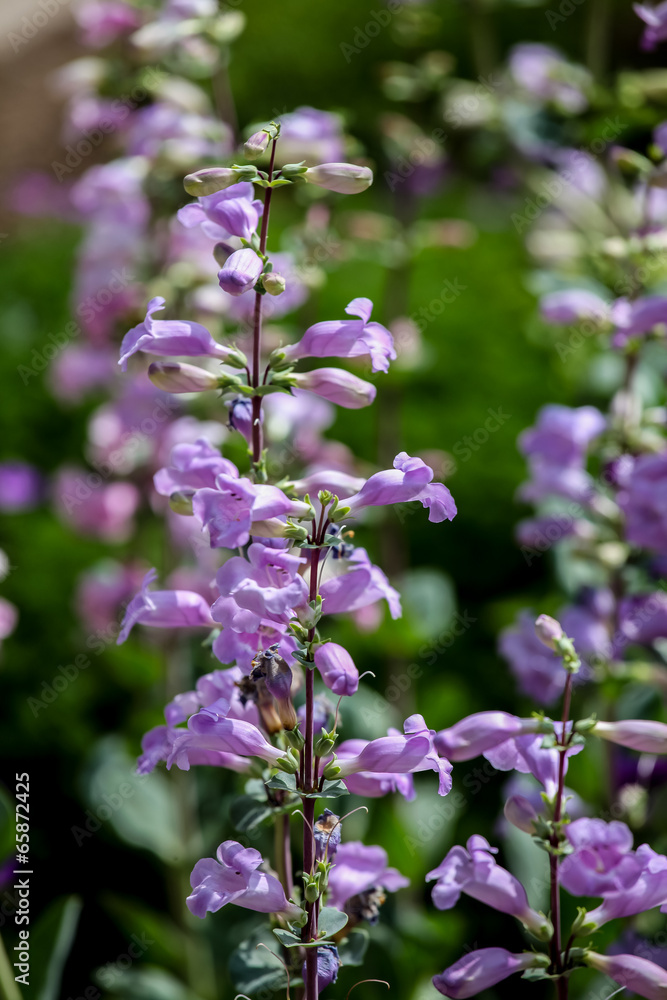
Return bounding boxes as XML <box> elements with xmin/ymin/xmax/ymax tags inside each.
<box><xmin>118</xmin><ymin>124</ymin><xmax>457</xmax><ymax>999</ymax></box>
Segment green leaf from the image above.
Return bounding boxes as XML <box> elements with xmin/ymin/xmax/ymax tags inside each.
<box><xmin>317</xmin><ymin>907</ymin><xmax>348</xmax><ymax>937</ymax></box>
<box><xmin>265</xmin><ymin>773</ymin><xmax>297</xmax><ymax>792</ymax></box>
<box><xmin>229</xmin><ymin>795</ymin><xmax>273</xmax><ymax>832</ymax></box>
<box><xmin>253</xmin><ymin>384</ymin><xmax>292</xmax><ymax>396</ymax></box>
<box><xmin>231</xmin><ymin>929</ymin><xmax>288</xmax><ymax>993</ymax></box>
<box><xmin>272</xmin><ymin>928</ymin><xmax>302</xmax><ymax>947</ymax></box>
<box><xmin>337</xmin><ymin>928</ymin><xmax>370</xmax><ymax>967</ymax></box>
<box><xmin>103</xmin><ymin>965</ymin><xmax>206</xmax><ymax>999</ymax></box>
<box><xmin>30</xmin><ymin>895</ymin><xmax>82</xmax><ymax>1000</ymax></box>
<box><xmin>300</xmin><ymin>779</ymin><xmax>349</xmax><ymax>799</ymax></box>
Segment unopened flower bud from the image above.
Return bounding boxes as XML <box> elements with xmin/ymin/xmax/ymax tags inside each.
<box><xmin>262</xmin><ymin>272</ymin><xmax>286</xmax><ymax>296</ymax></box>
<box><xmin>275</xmin><ymin>752</ymin><xmax>299</xmax><ymax>774</ymax></box>
<box><xmin>218</xmin><ymin>248</ymin><xmax>263</xmax><ymax>296</ymax></box>
<box><xmin>302</xmin><ymin>873</ymin><xmax>321</xmax><ymax>903</ymax></box>
<box><xmin>534</xmin><ymin>614</ymin><xmax>564</xmax><ymax>650</ymax></box>
<box><xmin>304</xmin><ymin>162</ymin><xmax>373</xmax><ymax>194</ymax></box>
<box><xmin>244</xmin><ymin>130</ymin><xmax>270</xmax><ymax>159</ymax></box>
<box><xmin>148</xmin><ymin>361</ymin><xmax>220</xmax><ymax>394</ymax></box>
<box><xmin>504</xmin><ymin>794</ymin><xmax>538</xmax><ymax>834</ymax></box>
<box><xmin>285</xmin><ymin>726</ymin><xmax>305</xmax><ymax>750</ymax></box>
<box><xmin>184</xmin><ymin>167</ymin><xmax>240</xmax><ymax>196</ymax></box>
<box><xmin>169</xmin><ymin>490</ymin><xmax>194</xmax><ymax>515</ymax></box>
<box><xmin>314</xmin><ymin>728</ymin><xmax>337</xmax><ymax>757</ymax></box>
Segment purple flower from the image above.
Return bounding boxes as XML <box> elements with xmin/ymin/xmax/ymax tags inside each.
<box><xmin>302</xmin><ymin>945</ymin><xmax>340</xmax><ymax>992</ymax></box>
<box><xmin>169</xmin><ymin>702</ymin><xmax>289</xmax><ymax>770</ymax></box>
<box><xmin>560</xmin><ymin>819</ymin><xmax>645</xmax><ymax>896</ymax></box>
<box><xmin>344</xmin><ymin>453</ymin><xmax>457</xmax><ymax>522</ymax></box>
<box><xmin>217</xmin><ymin>249</ymin><xmax>263</xmax><ymax>296</ymax></box>
<box><xmin>187</xmin><ymin>841</ymin><xmax>303</xmax><ymax>919</ymax></box>
<box><xmin>334</xmin><ymin>738</ymin><xmax>416</xmax><ymax>800</ymax></box>
<box><xmin>212</xmin><ymin>543</ymin><xmax>309</xmax><ymax>631</ymax></box>
<box><xmin>618</xmin><ymin>592</ymin><xmax>667</xmax><ymax>648</ymax></box>
<box><xmin>177</xmin><ymin>182</ymin><xmax>263</xmax><ymax>241</ymax></box>
<box><xmin>278</xmin><ymin>107</ymin><xmax>345</xmax><ymax>165</ymax></box>
<box><xmin>222</xmin><ymin>251</ymin><xmax>309</xmax><ymax>322</ymax></box>
<box><xmin>618</xmin><ymin>453</ymin><xmax>667</xmax><ymax>556</ymax></box>
<box><xmin>634</xmin><ymin>2</ymin><xmax>667</xmax><ymax>50</ymax></box>
<box><xmin>54</xmin><ymin>468</ymin><xmax>140</xmax><ymax>543</ymax></box>
<box><xmin>540</xmin><ymin>289</ymin><xmax>610</xmax><ymax>325</ymax></box>
<box><xmin>119</xmin><ymin>298</ymin><xmax>239</xmax><ymax>370</ymax></box>
<box><xmin>433</xmin><ymin>948</ymin><xmax>545</xmax><ymax>998</ymax></box>
<box><xmin>279</xmin><ymin>298</ymin><xmax>396</xmax><ymax>374</ymax></box>
<box><xmin>326</xmin><ymin>842</ymin><xmax>408</xmax><ymax>911</ymax></box>
<box><xmin>593</xmin><ymin>719</ymin><xmax>667</xmax><ymax>754</ymax></box>
<box><xmin>483</xmin><ymin>731</ymin><xmax>582</xmax><ymax>799</ymax></box>
<box><xmin>117</xmin><ymin>569</ymin><xmax>214</xmax><ymax>644</ymax></box>
<box><xmin>192</xmin><ymin>475</ymin><xmax>305</xmax><ymax>549</ymax></box>
<box><xmin>314</xmin><ymin>643</ymin><xmax>359</xmax><ymax>696</ymax></box>
<box><xmin>611</xmin><ymin>296</ymin><xmax>667</xmax><ymax>346</ymax></box>
<box><xmin>49</xmin><ymin>344</ymin><xmax>117</xmax><ymax>403</ymax></box>
<box><xmin>585</xmin><ymin>950</ymin><xmax>667</xmax><ymax>999</ymax></box>
<box><xmin>509</xmin><ymin>44</ymin><xmax>589</xmax><ymax>112</ymax></box>
<box><xmin>584</xmin><ymin>844</ymin><xmax>667</xmax><ymax>928</ymax></box>
<box><xmin>154</xmin><ymin>439</ymin><xmax>239</xmax><ymax>496</ymax></box>
<box><xmin>226</xmin><ymin>398</ymin><xmax>255</xmax><ymax>444</ymax></box>
<box><xmin>519</xmin><ymin>404</ymin><xmax>605</xmax><ymax>469</ymax></box>
<box><xmin>336</xmin><ymin>715</ymin><xmax>452</xmax><ymax>796</ymax></box>
<box><xmin>0</xmin><ymin>462</ymin><xmax>41</xmax><ymax>512</ymax></box>
<box><xmin>148</xmin><ymin>361</ymin><xmax>220</xmax><ymax>393</ymax></box>
<box><xmin>319</xmin><ymin>547</ymin><xmax>402</xmax><ymax>620</ymax></box>
<box><xmin>292</xmin><ymin>367</ymin><xmax>377</xmax><ymax>408</ymax></box>
<box><xmin>498</xmin><ymin>606</ymin><xmax>604</xmax><ymax>704</ymax></box>
<box><xmin>427</xmin><ymin>835</ymin><xmax>552</xmax><ymax>939</ymax></box>
<box><xmin>434</xmin><ymin>712</ymin><xmax>539</xmax><ymax>761</ymax></box>
<box><xmin>75</xmin><ymin>0</ymin><xmax>140</xmax><ymax>47</ymax></box>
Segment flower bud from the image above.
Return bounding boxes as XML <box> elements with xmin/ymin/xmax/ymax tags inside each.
<box><xmin>262</xmin><ymin>272</ymin><xmax>286</xmax><ymax>296</ymax></box>
<box><xmin>218</xmin><ymin>248</ymin><xmax>263</xmax><ymax>296</ymax></box>
<box><xmin>169</xmin><ymin>490</ymin><xmax>194</xmax><ymax>515</ymax></box>
<box><xmin>314</xmin><ymin>728</ymin><xmax>337</xmax><ymax>757</ymax></box>
<box><xmin>244</xmin><ymin>129</ymin><xmax>270</xmax><ymax>159</ymax></box>
<box><xmin>304</xmin><ymin>162</ymin><xmax>373</xmax><ymax>194</ymax></box>
<box><xmin>148</xmin><ymin>361</ymin><xmax>220</xmax><ymax>394</ymax></box>
<box><xmin>291</xmin><ymin>368</ymin><xmax>376</xmax><ymax>409</ymax></box>
<box><xmin>285</xmin><ymin>726</ymin><xmax>305</xmax><ymax>750</ymax></box>
<box><xmin>504</xmin><ymin>794</ymin><xmax>538</xmax><ymax>834</ymax></box>
<box><xmin>184</xmin><ymin>167</ymin><xmax>240</xmax><ymax>196</ymax></box>
<box><xmin>534</xmin><ymin>614</ymin><xmax>564</xmax><ymax>650</ymax></box>
<box><xmin>275</xmin><ymin>750</ymin><xmax>299</xmax><ymax>774</ymax></box>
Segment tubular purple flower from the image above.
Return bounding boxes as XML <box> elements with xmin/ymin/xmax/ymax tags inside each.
<box><xmin>278</xmin><ymin>298</ymin><xmax>396</xmax><ymax>373</ymax></box>
<box><xmin>635</xmin><ymin>2</ymin><xmax>667</xmax><ymax>50</ymax></box>
<box><xmin>433</xmin><ymin>949</ymin><xmax>546</xmax><ymax>998</ymax></box>
<box><xmin>217</xmin><ymin>248</ymin><xmax>263</xmax><ymax>296</ymax></box>
<box><xmin>192</xmin><ymin>475</ymin><xmax>308</xmax><ymax>549</ymax></box>
<box><xmin>434</xmin><ymin>712</ymin><xmax>539</xmax><ymax>761</ymax></box>
<box><xmin>593</xmin><ymin>720</ymin><xmax>667</xmax><ymax>754</ymax></box>
<box><xmin>325</xmin><ymin>842</ymin><xmax>409</xmax><ymax>910</ymax></box>
<box><xmin>559</xmin><ymin>819</ymin><xmax>644</xmax><ymax>897</ymax></box>
<box><xmin>187</xmin><ymin>840</ymin><xmax>303</xmax><ymax>920</ymax></box>
<box><xmin>582</xmin><ymin>844</ymin><xmax>667</xmax><ymax>930</ymax></box>
<box><xmin>148</xmin><ymin>361</ymin><xmax>220</xmax><ymax>393</ymax></box>
<box><xmin>244</xmin><ymin>129</ymin><xmax>270</xmax><ymax>159</ymax></box>
<box><xmin>178</xmin><ymin>182</ymin><xmax>263</xmax><ymax>240</ymax></box>
<box><xmin>584</xmin><ymin>951</ymin><xmax>667</xmax><ymax>999</ymax></box>
<box><xmin>426</xmin><ymin>835</ymin><xmax>552</xmax><ymax>939</ymax></box>
<box><xmin>169</xmin><ymin>703</ymin><xmax>289</xmax><ymax>770</ymax></box>
<box><xmin>154</xmin><ymin>438</ymin><xmax>238</xmax><ymax>496</ymax></box>
<box><xmin>504</xmin><ymin>794</ymin><xmax>539</xmax><ymax>834</ymax></box>
<box><xmin>117</xmin><ymin>569</ymin><xmax>214</xmax><ymax>644</ymax></box>
<box><xmin>304</xmin><ymin>162</ymin><xmax>373</xmax><ymax>194</ymax></box>
<box><xmin>291</xmin><ymin>367</ymin><xmax>377</xmax><ymax>408</ymax></box>
<box><xmin>119</xmin><ymin>297</ymin><xmax>240</xmax><ymax>370</ymax></box>
<box><xmin>540</xmin><ymin>288</ymin><xmax>610</xmax><ymax>325</ymax></box>
<box><xmin>314</xmin><ymin>642</ymin><xmax>359</xmax><ymax>696</ymax></box>
<box><xmin>302</xmin><ymin>945</ymin><xmax>340</xmax><ymax>993</ymax></box>
<box><xmin>344</xmin><ymin>452</ymin><xmax>457</xmax><ymax>522</ymax></box>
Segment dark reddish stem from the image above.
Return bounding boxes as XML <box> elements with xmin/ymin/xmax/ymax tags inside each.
<box><xmin>301</xmin><ymin>541</ymin><xmax>322</xmax><ymax>998</ymax></box>
<box><xmin>551</xmin><ymin>672</ymin><xmax>573</xmax><ymax>1000</ymax></box>
<box><xmin>251</xmin><ymin>136</ymin><xmax>277</xmax><ymax>466</ymax></box>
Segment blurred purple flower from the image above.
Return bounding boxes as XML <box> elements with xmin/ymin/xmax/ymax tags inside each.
<box><xmin>634</xmin><ymin>2</ymin><xmax>667</xmax><ymax>50</ymax></box>
<box><xmin>0</xmin><ymin>462</ymin><xmax>41</xmax><ymax>512</ymax></box>
<box><xmin>618</xmin><ymin>453</ymin><xmax>667</xmax><ymax>555</ymax></box>
<box><xmin>540</xmin><ymin>288</ymin><xmax>610</xmax><ymax>325</ymax></box>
